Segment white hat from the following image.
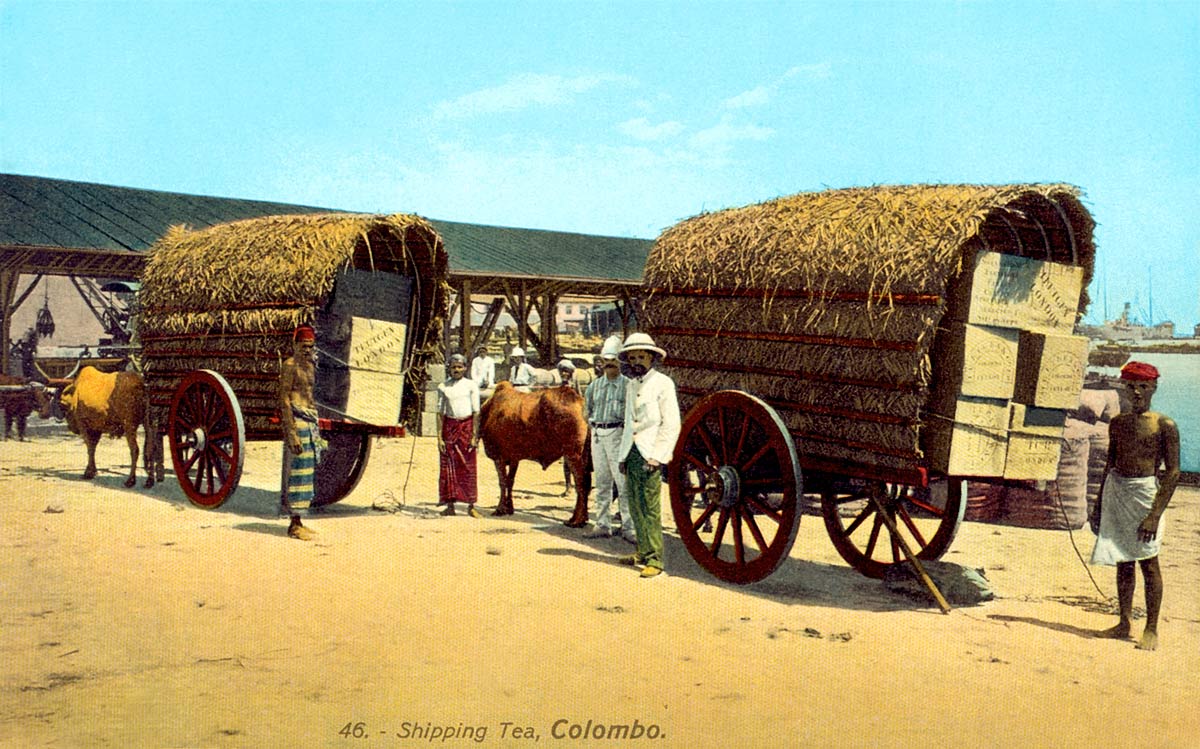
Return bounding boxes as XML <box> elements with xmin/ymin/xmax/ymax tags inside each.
<box><xmin>510</xmin><ymin>347</ymin><xmax>526</xmax><ymax>358</ymax></box>
<box><xmin>619</xmin><ymin>332</ymin><xmax>666</xmax><ymax>360</ymax></box>
<box><xmin>556</xmin><ymin>358</ymin><xmax>575</xmax><ymax>371</ymax></box>
<box><xmin>599</xmin><ymin>334</ymin><xmax>623</xmax><ymax>360</ymax></box>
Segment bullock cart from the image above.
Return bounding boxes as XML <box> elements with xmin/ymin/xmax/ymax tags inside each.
<box><xmin>138</xmin><ymin>214</ymin><xmax>447</xmax><ymax>508</ymax></box>
<box><xmin>644</xmin><ymin>184</ymin><xmax>1096</xmax><ymax>583</ymax></box>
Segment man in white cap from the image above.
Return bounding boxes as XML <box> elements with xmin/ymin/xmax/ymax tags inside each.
<box><xmin>582</xmin><ymin>335</ymin><xmax>634</xmax><ymax>542</ymax></box>
<box><xmin>509</xmin><ymin>346</ymin><xmax>535</xmax><ymax>389</ymax></box>
<box><xmin>617</xmin><ymin>332</ymin><xmax>680</xmax><ymax>577</ymax></box>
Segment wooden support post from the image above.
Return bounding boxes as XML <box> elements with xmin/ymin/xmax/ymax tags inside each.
<box><xmin>539</xmin><ymin>291</ymin><xmax>559</xmax><ymax>364</ymax></box>
<box><xmin>459</xmin><ymin>279</ymin><xmax>473</xmax><ymax>357</ymax></box>
<box><xmin>517</xmin><ymin>281</ymin><xmax>528</xmax><ymax>350</ymax></box>
<box><xmin>444</xmin><ymin>294</ymin><xmax>458</xmax><ymax>361</ymax></box>
<box><xmin>0</xmin><ymin>270</ymin><xmax>17</xmax><ymax>375</ymax></box>
<box><xmin>867</xmin><ymin>491</ymin><xmax>952</xmax><ymax>614</ymax></box>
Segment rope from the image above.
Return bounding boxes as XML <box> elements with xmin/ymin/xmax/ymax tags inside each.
<box><xmin>314</xmin><ymin>346</ymin><xmax>406</xmax><ymax>378</ymax></box>
<box><xmin>1052</xmin><ymin>478</ymin><xmax>1111</xmax><ymax>601</ymax></box>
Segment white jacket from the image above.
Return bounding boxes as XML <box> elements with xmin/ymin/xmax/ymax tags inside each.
<box><xmin>619</xmin><ymin>368</ymin><xmax>681</xmax><ymax>465</ymax></box>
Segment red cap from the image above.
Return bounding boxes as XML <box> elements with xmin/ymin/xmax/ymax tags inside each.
<box><xmin>293</xmin><ymin>324</ymin><xmax>315</xmax><ymax>343</ymax></box>
<box><xmin>1120</xmin><ymin>361</ymin><xmax>1159</xmax><ymax>381</ymax></box>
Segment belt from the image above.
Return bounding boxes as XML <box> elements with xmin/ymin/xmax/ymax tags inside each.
<box><xmin>590</xmin><ymin>421</ymin><xmax>622</xmax><ymax>430</ymax></box>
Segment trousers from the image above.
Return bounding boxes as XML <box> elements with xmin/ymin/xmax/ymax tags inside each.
<box><xmin>625</xmin><ymin>445</ymin><xmax>664</xmax><ymax>570</ymax></box>
<box><xmin>591</xmin><ymin>427</ymin><xmax>631</xmax><ymax>535</ymax></box>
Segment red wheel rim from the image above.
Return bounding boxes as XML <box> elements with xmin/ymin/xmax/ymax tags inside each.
<box><xmin>820</xmin><ymin>478</ymin><xmax>966</xmax><ymax>578</ymax></box>
<box><xmin>169</xmin><ymin>370</ymin><xmax>245</xmax><ymax>508</ymax></box>
<box><xmin>669</xmin><ymin>390</ymin><xmax>802</xmax><ymax>584</ymax></box>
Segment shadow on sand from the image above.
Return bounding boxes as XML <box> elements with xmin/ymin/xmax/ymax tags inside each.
<box><xmin>475</xmin><ymin>499</ymin><xmax>938</xmax><ymax>614</ymax></box>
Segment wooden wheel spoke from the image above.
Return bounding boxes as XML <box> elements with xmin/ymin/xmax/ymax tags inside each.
<box><xmin>187</xmin><ymin>389</ymin><xmax>209</xmax><ymax>427</ymax></box>
<box><xmin>682</xmin><ymin>451</ymin><xmax>714</xmax><ymax>475</ymax></box>
<box><xmin>733</xmin><ymin>412</ymin><xmax>750</xmax><ymax>465</ymax></box>
<box><xmin>895</xmin><ymin>502</ymin><xmax>929</xmax><ymax>549</ymax></box>
<box><xmin>695</xmin><ymin>424</ymin><xmax>721</xmax><ymax>467</ymax></box>
<box><xmin>205</xmin><ymin>457</ymin><xmax>218</xmax><ymax>495</ymax></box>
<box><xmin>682</xmin><ymin>485</ymin><xmax>706</xmax><ymax>496</ymax></box>
<box><xmin>732</xmin><ymin>507</ymin><xmax>746</xmax><ymax>564</ymax></box>
<box><xmin>210</xmin><ymin>450</ymin><xmax>229</xmax><ymax>483</ymax></box>
<box><xmin>179</xmin><ymin>447</ymin><xmax>201</xmax><ymax>475</ymax></box>
<box><xmin>863</xmin><ymin>514</ymin><xmax>884</xmax><ymax>559</ymax></box>
<box><xmin>842</xmin><ymin>500</ymin><xmax>878</xmax><ymax>536</ymax></box>
<box><xmin>743</xmin><ymin>511</ymin><xmax>769</xmax><ymax>556</ymax></box>
<box><xmin>191</xmin><ymin>452</ymin><xmax>208</xmax><ymax>492</ymax></box>
<box><xmin>709</xmin><ymin>508</ymin><xmax>731</xmax><ymax>555</ymax></box>
<box><xmin>716</xmin><ymin>408</ymin><xmax>728</xmax><ymax>465</ymax></box>
<box><xmin>208</xmin><ymin>441</ymin><xmax>234</xmax><ymax>468</ymax></box>
<box><xmin>739</xmin><ymin>442</ymin><xmax>772</xmax><ymax>472</ymax></box>
<box><xmin>691</xmin><ymin>502</ymin><xmax>718</xmax><ymax>533</ymax></box>
<box><xmin>743</xmin><ymin>494</ymin><xmax>782</xmax><ymax>524</ymax></box>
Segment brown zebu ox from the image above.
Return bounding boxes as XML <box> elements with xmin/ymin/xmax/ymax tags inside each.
<box><xmin>0</xmin><ymin>375</ymin><xmax>52</xmax><ymax>440</ymax></box>
<box><xmin>59</xmin><ymin>366</ymin><xmax>156</xmax><ymax>488</ymax></box>
<box><xmin>480</xmin><ymin>381</ymin><xmax>589</xmax><ymax>525</ymax></box>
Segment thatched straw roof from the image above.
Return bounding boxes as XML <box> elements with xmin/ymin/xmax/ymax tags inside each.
<box><xmin>646</xmin><ymin>183</ymin><xmax>1093</xmax><ymax>303</ymax></box>
<box><xmin>140</xmin><ymin>212</ymin><xmax>445</xmax><ymax>315</ymax></box>
<box><xmin>139</xmin><ymin>213</ymin><xmax>448</xmax><ymax>435</ymax></box>
<box><xmin>644</xmin><ymin>183</ymin><xmax>1095</xmax><ymax>477</ymax></box>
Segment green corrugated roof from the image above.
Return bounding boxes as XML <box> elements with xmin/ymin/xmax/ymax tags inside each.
<box><xmin>0</xmin><ymin>173</ymin><xmax>651</xmax><ymax>286</ymax></box>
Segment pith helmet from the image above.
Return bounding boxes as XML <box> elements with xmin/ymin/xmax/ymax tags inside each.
<box><xmin>619</xmin><ymin>332</ymin><xmax>666</xmax><ymax>360</ymax></box>
<box><xmin>510</xmin><ymin>347</ymin><xmax>526</xmax><ymax>358</ymax></box>
<box><xmin>599</xmin><ymin>334</ymin><xmax>623</xmax><ymax>360</ymax></box>
<box><xmin>556</xmin><ymin>358</ymin><xmax>576</xmax><ymax>371</ymax></box>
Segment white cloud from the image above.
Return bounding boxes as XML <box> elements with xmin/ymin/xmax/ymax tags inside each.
<box><xmin>434</xmin><ymin>73</ymin><xmax>637</xmax><ymax>120</ymax></box>
<box><xmin>723</xmin><ymin>86</ymin><xmax>771</xmax><ymax>109</ymax></box>
<box><xmin>689</xmin><ymin>118</ymin><xmax>774</xmax><ymax>151</ymax></box>
<box><xmin>724</xmin><ymin>62</ymin><xmax>832</xmax><ymax>109</ymax></box>
<box><xmin>783</xmin><ymin>62</ymin><xmax>833</xmax><ymax>81</ymax></box>
<box><xmin>617</xmin><ymin>117</ymin><xmax>685</xmax><ymax>141</ymax></box>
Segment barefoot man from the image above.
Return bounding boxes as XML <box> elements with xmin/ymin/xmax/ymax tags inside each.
<box><xmin>1089</xmin><ymin>360</ymin><xmax>1181</xmax><ymax>650</ymax></box>
<box><xmin>279</xmin><ymin>324</ymin><xmax>326</xmax><ymax>540</ymax></box>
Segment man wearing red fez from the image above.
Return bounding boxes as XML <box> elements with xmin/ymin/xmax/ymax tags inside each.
<box><xmin>278</xmin><ymin>323</ymin><xmax>325</xmax><ymax>540</ymax></box>
<box><xmin>1090</xmin><ymin>360</ymin><xmax>1180</xmax><ymax>650</ymax></box>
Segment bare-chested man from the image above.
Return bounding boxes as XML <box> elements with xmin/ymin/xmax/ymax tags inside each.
<box><xmin>1089</xmin><ymin>360</ymin><xmax>1181</xmax><ymax>650</ymax></box>
<box><xmin>279</xmin><ymin>324</ymin><xmax>326</xmax><ymax>540</ymax></box>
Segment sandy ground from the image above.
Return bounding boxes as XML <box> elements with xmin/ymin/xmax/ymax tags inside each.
<box><xmin>1</xmin><ymin>424</ymin><xmax>1198</xmax><ymax>749</ymax></box>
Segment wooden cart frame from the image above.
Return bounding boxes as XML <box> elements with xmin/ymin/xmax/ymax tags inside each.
<box><xmin>644</xmin><ymin>184</ymin><xmax>1096</xmax><ymax>583</ymax></box>
<box><xmin>138</xmin><ymin>213</ymin><xmax>447</xmax><ymax>509</ymax></box>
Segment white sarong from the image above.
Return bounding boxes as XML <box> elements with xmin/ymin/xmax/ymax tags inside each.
<box><xmin>1090</xmin><ymin>473</ymin><xmax>1163</xmax><ymax>566</ymax></box>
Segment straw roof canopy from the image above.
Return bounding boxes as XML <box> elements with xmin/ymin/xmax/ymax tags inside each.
<box><xmin>643</xmin><ymin>183</ymin><xmax>1095</xmax><ymax>476</ymax></box>
<box><xmin>139</xmin><ymin>213</ymin><xmax>448</xmax><ymax>434</ymax></box>
<box><xmin>646</xmin><ymin>183</ymin><xmax>1093</xmax><ymax>303</ymax></box>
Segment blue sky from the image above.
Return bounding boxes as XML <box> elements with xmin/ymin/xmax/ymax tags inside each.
<box><xmin>2</xmin><ymin>1</ymin><xmax>1197</xmax><ymax>329</ymax></box>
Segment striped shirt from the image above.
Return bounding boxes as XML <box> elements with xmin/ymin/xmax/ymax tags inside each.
<box><xmin>585</xmin><ymin>373</ymin><xmax>628</xmax><ymax>429</ymax></box>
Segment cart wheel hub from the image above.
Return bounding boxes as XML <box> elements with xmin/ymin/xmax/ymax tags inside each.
<box><xmin>188</xmin><ymin>427</ymin><xmax>207</xmax><ymax>452</ymax></box>
<box><xmin>707</xmin><ymin>465</ymin><xmax>741</xmax><ymax>509</ymax></box>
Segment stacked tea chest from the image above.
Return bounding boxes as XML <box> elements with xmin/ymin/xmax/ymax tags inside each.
<box><xmin>925</xmin><ymin>251</ymin><xmax>1089</xmax><ymax>480</ymax></box>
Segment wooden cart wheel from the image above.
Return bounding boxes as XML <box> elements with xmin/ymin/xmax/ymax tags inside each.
<box><xmin>312</xmin><ymin>432</ymin><xmax>372</xmax><ymax>507</ymax></box>
<box><xmin>668</xmin><ymin>390</ymin><xmax>803</xmax><ymax>584</ymax></box>
<box><xmin>168</xmin><ymin>370</ymin><xmax>245</xmax><ymax>508</ymax></box>
<box><xmin>820</xmin><ymin>478</ymin><xmax>966</xmax><ymax>578</ymax></box>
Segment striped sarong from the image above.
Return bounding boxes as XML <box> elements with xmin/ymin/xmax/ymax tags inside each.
<box><xmin>439</xmin><ymin>415</ymin><xmax>478</xmax><ymax>505</ymax></box>
<box><xmin>282</xmin><ymin>407</ymin><xmax>326</xmax><ymax>513</ymax></box>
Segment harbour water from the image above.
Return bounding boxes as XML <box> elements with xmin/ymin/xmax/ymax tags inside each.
<box><xmin>1092</xmin><ymin>351</ymin><xmax>1200</xmax><ymax>473</ymax></box>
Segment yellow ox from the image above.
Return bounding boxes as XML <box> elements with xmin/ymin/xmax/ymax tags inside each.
<box><xmin>59</xmin><ymin>366</ymin><xmax>156</xmax><ymax>489</ymax></box>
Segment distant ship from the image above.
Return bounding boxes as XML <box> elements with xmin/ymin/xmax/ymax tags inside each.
<box><xmin>1076</xmin><ymin>301</ymin><xmax>1176</xmax><ymax>342</ymax></box>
